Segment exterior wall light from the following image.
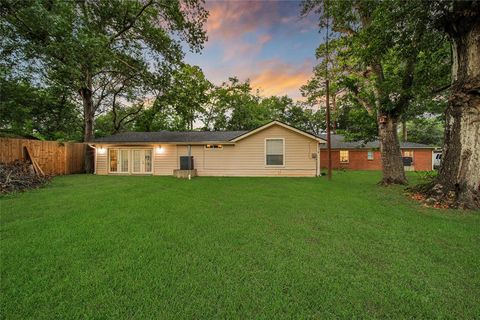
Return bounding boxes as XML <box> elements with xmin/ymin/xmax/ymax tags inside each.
<box><xmin>98</xmin><ymin>146</ymin><xmax>106</xmax><ymax>154</ymax></box>
<box><xmin>156</xmin><ymin>146</ymin><xmax>164</xmax><ymax>154</ymax></box>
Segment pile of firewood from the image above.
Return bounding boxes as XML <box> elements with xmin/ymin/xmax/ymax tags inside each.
<box><xmin>0</xmin><ymin>160</ymin><xmax>51</xmax><ymax>194</ymax></box>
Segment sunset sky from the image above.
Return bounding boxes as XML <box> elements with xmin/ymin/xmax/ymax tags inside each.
<box><xmin>184</xmin><ymin>0</ymin><xmax>321</xmax><ymax>100</ymax></box>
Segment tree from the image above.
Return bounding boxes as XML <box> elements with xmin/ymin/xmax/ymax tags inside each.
<box><xmin>1</xmin><ymin>0</ymin><xmax>207</xmax><ymax>171</ymax></box>
<box><xmin>302</xmin><ymin>0</ymin><xmax>449</xmax><ymax>185</ymax></box>
<box><xmin>426</xmin><ymin>1</ymin><xmax>480</xmax><ymax>208</ymax></box>
<box><xmin>205</xmin><ymin>78</ymin><xmax>263</xmax><ymax>130</ymax></box>
<box><xmin>406</xmin><ymin>116</ymin><xmax>444</xmax><ymax>146</ymax></box>
<box><xmin>0</xmin><ymin>69</ymin><xmax>82</xmax><ymax>140</ymax></box>
<box><xmin>165</xmin><ymin>64</ymin><xmax>212</xmax><ymax>130</ymax></box>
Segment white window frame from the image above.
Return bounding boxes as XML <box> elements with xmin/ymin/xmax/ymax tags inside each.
<box><xmin>265</xmin><ymin>138</ymin><xmax>285</xmax><ymax>167</ymax></box>
<box><xmin>108</xmin><ymin>148</ymin><xmax>130</xmax><ymax>174</ymax></box>
<box><xmin>108</xmin><ymin>148</ymin><xmax>153</xmax><ymax>174</ymax></box>
<box><xmin>339</xmin><ymin>150</ymin><xmax>349</xmax><ymax>163</ymax></box>
<box><xmin>131</xmin><ymin>148</ymin><xmax>153</xmax><ymax>174</ymax></box>
<box><xmin>367</xmin><ymin>150</ymin><xmax>374</xmax><ymax>160</ymax></box>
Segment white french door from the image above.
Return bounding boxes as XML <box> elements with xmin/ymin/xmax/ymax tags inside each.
<box><xmin>132</xmin><ymin>149</ymin><xmax>152</xmax><ymax>174</ymax></box>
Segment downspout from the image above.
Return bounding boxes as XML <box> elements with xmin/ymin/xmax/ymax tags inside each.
<box><xmin>317</xmin><ymin>143</ymin><xmax>321</xmax><ymax>177</ymax></box>
<box><xmin>188</xmin><ymin>144</ymin><xmax>192</xmax><ymax>180</ymax></box>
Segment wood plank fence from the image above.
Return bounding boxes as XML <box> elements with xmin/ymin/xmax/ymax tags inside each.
<box><xmin>0</xmin><ymin>138</ymin><xmax>87</xmax><ymax>175</ymax></box>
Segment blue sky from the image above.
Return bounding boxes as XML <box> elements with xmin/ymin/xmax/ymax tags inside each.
<box><xmin>184</xmin><ymin>0</ymin><xmax>321</xmax><ymax>100</ymax></box>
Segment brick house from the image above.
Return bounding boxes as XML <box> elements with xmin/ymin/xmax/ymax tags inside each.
<box><xmin>319</xmin><ymin>134</ymin><xmax>435</xmax><ymax>171</ymax></box>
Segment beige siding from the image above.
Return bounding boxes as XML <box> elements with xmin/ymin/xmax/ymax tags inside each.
<box><xmin>95</xmin><ymin>124</ymin><xmax>319</xmax><ymax>177</ymax></box>
<box><xmin>176</xmin><ymin>124</ymin><xmax>318</xmax><ymax>177</ymax></box>
<box><xmin>154</xmin><ymin>144</ymin><xmax>177</xmax><ymax>175</ymax></box>
<box><xmin>96</xmin><ymin>145</ymin><xmax>108</xmax><ymax>175</ymax></box>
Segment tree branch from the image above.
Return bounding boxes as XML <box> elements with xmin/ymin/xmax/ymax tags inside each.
<box><xmin>109</xmin><ymin>0</ymin><xmax>154</xmax><ymax>43</ymax></box>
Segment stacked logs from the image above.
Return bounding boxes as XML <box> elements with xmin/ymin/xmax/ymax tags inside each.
<box><xmin>0</xmin><ymin>160</ymin><xmax>51</xmax><ymax>194</ymax></box>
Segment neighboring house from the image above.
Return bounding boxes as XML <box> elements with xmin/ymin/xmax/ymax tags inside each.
<box><xmin>93</xmin><ymin>121</ymin><xmax>325</xmax><ymax>177</ymax></box>
<box><xmin>319</xmin><ymin>134</ymin><xmax>435</xmax><ymax>171</ymax></box>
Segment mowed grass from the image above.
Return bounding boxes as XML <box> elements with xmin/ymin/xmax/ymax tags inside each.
<box><xmin>1</xmin><ymin>172</ymin><xmax>479</xmax><ymax>319</ymax></box>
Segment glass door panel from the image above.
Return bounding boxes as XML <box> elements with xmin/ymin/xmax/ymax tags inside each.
<box><xmin>120</xmin><ymin>150</ymin><xmax>129</xmax><ymax>172</ymax></box>
<box><xmin>144</xmin><ymin>149</ymin><xmax>152</xmax><ymax>173</ymax></box>
<box><xmin>132</xmin><ymin>150</ymin><xmax>141</xmax><ymax>173</ymax></box>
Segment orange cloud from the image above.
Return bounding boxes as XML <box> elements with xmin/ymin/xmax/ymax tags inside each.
<box><xmin>206</xmin><ymin>1</ymin><xmax>279</xmax><ymax>40</ymax></box>
<box><xmin>249</xmin><ymin>59</ymin><xmax>314</xmax><ymax>98</ymax></box>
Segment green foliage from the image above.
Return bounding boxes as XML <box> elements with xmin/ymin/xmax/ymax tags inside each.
<box><xmin>1</xmin><ymin>172</ymin><xmax>479</xmax><ymax>318</ymax></box>
<box><xmin>337</xmin><ymin>102</ymin><xmax>378</xmax><ymax>142</ymax></box>
<box><xmin>1</xmin><ymin>0</ymin><xmax>208</xmax><ymax>140</ymax></box>
<box><xmin>164</xmin><ymin>64</ymin><xmax>213</xmax><ymax>130</ymax></box>
<box><xmin>302</xmin><ymin>0</ymin><xmax>451</xmax><ymax>141</ymax></box>
<box><xmin>407</xmin><ymin>116</ymin><xmax>444</xmax><ymax>146</ymax></box>
<box><xmin>0</xmin><ymin>71</ymin><xmax>82</xmax><ymax>140</ymax></box>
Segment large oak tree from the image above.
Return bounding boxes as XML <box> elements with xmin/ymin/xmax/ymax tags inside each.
<box><xmin>302</xmin><ymin>0</ymin><xmax>449</xmax><ymax>185</ymax></box>
<box><xmin>428</xmin><ymin>1</ymin><xmax>480</xmax><ymax>208</ymax></box>
<box><xmin>1</xmin><ymin>0</ymin><xmax>207</xmax><ymax>172</ymax></box>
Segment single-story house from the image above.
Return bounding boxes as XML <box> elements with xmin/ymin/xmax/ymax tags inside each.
<box><xmin>319</xmin><ymin>134</ymin><xmax>435</xmax><ymax>171</ymax></box>
<box><xmin>93</xmin><ymin>121</ymin><xmax>325</xmax><ymax>177</ymax></box>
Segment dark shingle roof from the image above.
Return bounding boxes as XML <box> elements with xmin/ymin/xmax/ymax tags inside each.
<box><xmin>319</xmin><ymin>134</ymin><xmax>434</xmax><ymax>149</ymax></box>
<box><xmin>94</xmin><ymin>130</ymin><xmax>249</xmax><ymax>143</ymax></box>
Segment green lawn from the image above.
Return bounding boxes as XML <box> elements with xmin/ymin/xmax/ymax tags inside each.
<box><xmin>1</xmin><ymin>172</ymin><xmax>479</xmax><ymax>319</ymax></box>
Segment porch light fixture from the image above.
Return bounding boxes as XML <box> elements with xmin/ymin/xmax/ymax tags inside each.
<box><xmin>156</xmin><ymin>146</ymin><xmax>164</xmax><ymax>154</ymax></box>
<box><xmin>98</xmin><ymin>147</ymin><xmax>106</xmax><ymax>154</ymax></box>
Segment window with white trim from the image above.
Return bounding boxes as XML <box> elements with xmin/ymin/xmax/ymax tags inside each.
<box><xmin>339</xmin><ymin>150</ymin><xmax>349</xmax><ymax>163</ymax></box>
<box><xmin>266</xmin><ymin>139</ymin><xmax>284</xmax><ymax>166</ymax></box>
<box><xmin>367</xmin><ymin>150</ymin><xmax>374</xmax><ymax>160</ymax></box>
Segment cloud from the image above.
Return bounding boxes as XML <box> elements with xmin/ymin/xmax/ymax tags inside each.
<box><xmin>186</xmin><ymin>1</ymin><xmax>319</xmax><ymax>100</ymax></box>
<box><xmin>206</xmin><ymin>1</ymin><xmax>280</xmax><ymax>41</ymax></box>
<box><xmin>249</xmin><ymin>58</ymin><xmax>314</xmax><ymax>98</ymax></box>
<box><xmin>257</xmin><ymin>34</ymin><xmax>272</xmax><ymax>45</ymax></box>
<box><xmin>221</xmin><ymin>33</ymin><xmax>272</xmax><ymax>61</ymax></box>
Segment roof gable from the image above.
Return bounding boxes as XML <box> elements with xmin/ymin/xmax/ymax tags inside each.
<box><xmin>231</xmin><ymin>121</ymin><xmax>325</xmax><ymax>143</ymax></box>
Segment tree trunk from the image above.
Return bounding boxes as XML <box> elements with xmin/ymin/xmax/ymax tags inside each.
<box><xmin>378</xmin><ymin>113</ymin><xmax>407</xmax><ymax>185</ymax></box>
<box><xmin>432</xmin><ymin>10</ymin><xmax>480</xmax><ymax>208</ymax></box>
<box><xmin>79</xmin><ymin>86</ymin><xmax>95</xmax><ymax>173</ymax></box>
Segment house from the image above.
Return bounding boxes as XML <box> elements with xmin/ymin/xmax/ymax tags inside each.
<box><xmin>319</xmin><ymin>134</ymin><xmax>435</xmax><ymax>171</ymax></box>
<box><xmin>93</xmin><ymin>121</ymin><xmax>325</xmax><ymax>177</ymax></box>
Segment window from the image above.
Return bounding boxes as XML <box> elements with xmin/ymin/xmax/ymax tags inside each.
<box><xmin>367</xmin><ymin>150</ymin><xmax>374</xmax><ymax>160</ymax></box>
<box><xmin>266</xmin><ymin>139</ymin><xmax>284</xmax><ymax>166</ymax></box>
<box><xmin>403</xmin><ymin>150</ymin><xmax>414</xmax><ymax>166</ymax></box>
<box><xmin>339</xmin><ymin>150</ymin><xmax>349</xmax><ymax>163</ymax></box>
<box><xmin>205</xmin><ymin>144</ymin><xmax>223</xmax><ymax>150</ymax></box>
<box><xmin>109</xmin><ymin>149</ymin><xmax>129</xmax><ymax>173</ymax></box>
<box><xmin>403</xmin><ymin>150</ymin><xmax>414</xmax><ymax>158</ymax></box>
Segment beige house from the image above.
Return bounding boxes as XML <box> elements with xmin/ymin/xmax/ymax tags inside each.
<box><xmin>93</xmin><ymin>121</ymin><xmax>325</xmax><ymax>177</ymax></box>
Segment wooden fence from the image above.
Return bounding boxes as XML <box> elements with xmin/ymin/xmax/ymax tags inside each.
<box><xmin>0</xmin><ymin>138</ymin><xmax>87</xmax><ymax>175</ymax></box>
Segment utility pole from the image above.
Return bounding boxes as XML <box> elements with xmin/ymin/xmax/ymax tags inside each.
<box><xmin>325</xmin><ymin>0</ymin><xmax>332</xmax><ymax>180</ymax></box>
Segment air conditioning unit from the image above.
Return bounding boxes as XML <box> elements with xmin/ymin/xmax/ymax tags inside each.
<box><xmin>180</xmin><ymin>156</ymin><xmax>194</xmax><ymax>170</ymax></box>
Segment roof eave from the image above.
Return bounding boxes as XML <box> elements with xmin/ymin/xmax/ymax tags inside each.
<box><xmin>92</xmin><ymin>141</ymin><xmax>235</xmax><ymax>145</ymax></box>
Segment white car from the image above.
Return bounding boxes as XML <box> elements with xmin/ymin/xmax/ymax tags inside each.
<box><xmin>433</xmin><ymin>152</ymin><xmax>442</xmax><ymax>169</ymax></box>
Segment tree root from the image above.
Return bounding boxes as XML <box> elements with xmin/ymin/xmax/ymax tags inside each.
<box><xmin>378</xmin><ymin>177</ymin><xmax>408</xmax><ymax>186</ymax></box>
<box><xmin>408</xmin><ymin>182</ymin><xmax>480</xmax><ymax>210</ymax></box>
